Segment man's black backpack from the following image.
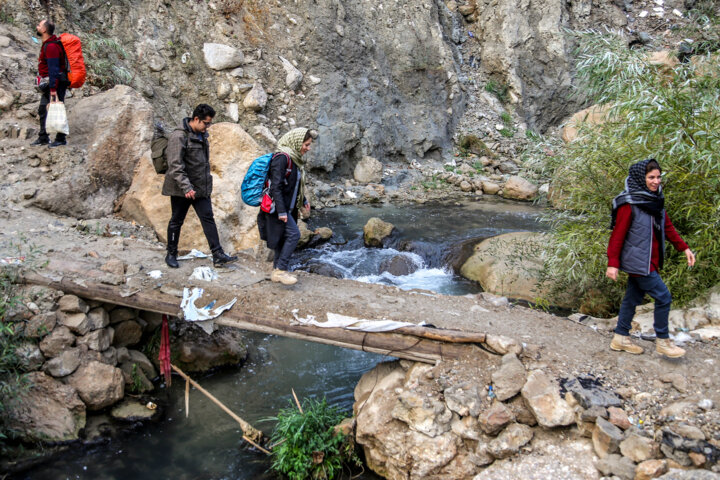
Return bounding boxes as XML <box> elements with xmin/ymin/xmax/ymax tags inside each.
<box><xmin>151</xmin><ymin>124</ymin><xmax>188</xmax><ymax>174</ymax></box>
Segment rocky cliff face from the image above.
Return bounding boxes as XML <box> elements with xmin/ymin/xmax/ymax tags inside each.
<box><xmin>2</xmin><ymin>0</ymin><xmax>628</xmax><ymax>179</ymax></box>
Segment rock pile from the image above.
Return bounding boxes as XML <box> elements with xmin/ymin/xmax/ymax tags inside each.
<box><xmin>6</xmin><ymin>282</ymin><xmax>248</xmax><ymax>444</ymax></box>
<box><xmin>354</xmin><ymin>347</ymin><xmax>719</xmax><ymax>479</ymax></box>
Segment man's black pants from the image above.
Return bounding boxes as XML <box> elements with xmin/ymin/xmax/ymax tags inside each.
<box><xmin>38</xmin><ymin>82</ymin><xmax>68</xmax><ymax>142</ymax></box>
<box><xmin>167</xmin><ymin>196</ymin><xmax>221</xmax><ymax>254</ymax></box>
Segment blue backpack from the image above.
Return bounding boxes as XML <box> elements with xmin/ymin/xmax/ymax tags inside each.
<box><xmin>241</xmin><ymin>152</ymin><xmax>292</xmax><ymax>206</ymax></box>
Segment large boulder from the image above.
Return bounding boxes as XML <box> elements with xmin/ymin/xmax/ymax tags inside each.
<box><xmin>561</xmin><ymin>104</ymin><xmax>610</xmax><ymax>143</ymax></box>
<box><xmin>354</xmin><ymin>156</ymin><xmax>383</xmax><ymax>184</ymax></box>
<box><xmin>171</xmin><ymin>323</ymin><xmax>249</xmax><ymax>373</ymax></box>
<box><xmin>363</xmin><ymin>217</ymin><xmax>395</xmax><ymax>248</ymax></box>
<box><xmin>5</xmin><ymin>371</ymin><xmax>85</xmax><ymax>442</ymax></box>
<box><xmin>203</xmin><ymin>43</ymin><xmax>244</xmax><ymax>70</ymax></box>
<box><xmin>521</xmin><ymin>370</ymin><xmax>575</xmax><ymax>428</ymax></box>
<box><xmin>33</xmin><ymin>85</ymin><xmax>153</xmax><ymax>218</ymax></box>
<box><xmin>121</xmin><ymin>122</ymin><xmax>263</xmax><ymax>253</ymax></box>
<box><xmin>461</xmin><ymin>232</ymin><xmax>562</xmax><ymax>304</ymax></box>
<box><xmin>503</xmin><ymin>176</ymin><xmax>538</xmax><ymax>201</ymax></box>
<box><xmin>66</xmin><ymin>361</ymin><xmax>125</xmax><ymax>410</ymax></box>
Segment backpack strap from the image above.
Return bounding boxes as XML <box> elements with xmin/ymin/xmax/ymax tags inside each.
<box><xmin>42</xmin><ymin>38</ymin><xmax>69</xmax><ymax>74</ymax></box>
<box><xmin>275</xmin><ymin>152</ymin><xmax>293</xmax><ymax>178</ymax></box>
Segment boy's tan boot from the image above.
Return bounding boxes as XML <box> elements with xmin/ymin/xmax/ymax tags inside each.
<box><xmin>656</xmin><ymin>338</ymin><xmax>685</xmax><ymax>358</ymax></box>
<box><xmin>610</xmin><ymin>334</ymin><xmax>644</xmax><ymax>354</ymax></box>
<box><xmin>271</xmin><ymin>269</ymin><xmax>297</xmax><ymax>286</ymax></box>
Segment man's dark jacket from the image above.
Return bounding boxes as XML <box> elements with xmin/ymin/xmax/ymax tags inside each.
<box><xmin>162</xmin><ymin>118</ymin><xmax>212</xmax><ymax>198</ymax></box>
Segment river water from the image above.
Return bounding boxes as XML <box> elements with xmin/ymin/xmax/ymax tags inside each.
<box><xmin>23</xmin><ymin>199</ymin><xmax>546</xmax><ymax>480</ymax></box>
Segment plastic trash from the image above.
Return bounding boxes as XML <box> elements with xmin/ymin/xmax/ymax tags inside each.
<box><xmin>147</xmin><ymin>270</ymin><xmax>162</xmax><ymax>279</ymax></box>
<box><xmin>671</xmin><ymin>331</ymin><xmax>694</xmax><ymax>344</ymax></box>
<box><xmin>487</xmin><ymin>385</ymin><xmax>495</xmax><ymax>399</ymax></box>
<box><xmin>190</xmin><ymin>266</ymin><xmax>218</xmax><ymax>282</ymax></box>
<box><xmin>180</xmin><ymin>287</ymin><xmax>237</xmax><ymax>322</ymax></box>
<box><xmin>177</xmin><ymin>249</ymin><xmax>209</xmax><ymax>260</ymax></box>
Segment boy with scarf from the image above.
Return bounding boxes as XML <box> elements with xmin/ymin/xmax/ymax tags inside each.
<box><xmin>606</xmin><ymin>158</ymin><xmax>695</xmax><ymax>358</ymax></box>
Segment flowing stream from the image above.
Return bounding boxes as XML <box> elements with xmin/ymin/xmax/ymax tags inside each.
<box><xmin>24</xmin><ymin>199</ymin><xmax>546</xmax><ymax>480</ymax></box>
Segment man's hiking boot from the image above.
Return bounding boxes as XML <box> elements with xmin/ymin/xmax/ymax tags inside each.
<box><xmin>165</xmin><ymin>252</ymin><xmax>179</xmax><ymax>269</ymax></box>
<box><xmin>213</xmin><ymin>251</ymin><xmax>238</xmax><ymax>267</ymax></box>
<box><xmin>30</xmin><ymin>138</ymin><xmax>50</xmax><ymax>146</ymax></box>
<box><xmin>49</xmin><ymin>140</ymin><xmax>67</xmax><ymax>148</ymax></box>
<box><xmin>610</xmin><ymin>334</ymin><xmax>644</xmax><ymax>355</ymax></box>
<box><xmin>656</xmin><ymin>338</ymin><xmax>685</xmax><ymax>358</ymax></box>
<box><xmin>271</xmin><ymin>269</ymin><xmax>297</xmax><ymax>285</ymax></box>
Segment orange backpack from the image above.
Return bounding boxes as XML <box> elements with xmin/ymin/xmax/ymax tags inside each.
<box><xmin>58</xmin><ymin>33</ymin><xmax>86</xmax><ymax>89</ymax></box>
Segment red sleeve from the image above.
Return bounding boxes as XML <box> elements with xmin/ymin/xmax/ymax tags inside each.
<box><xmin>664</xmin><ymin>214</ymin><xmax>688</xmax><ymax>252</ymax></box>
<box><xmin>607</xmin><ymin>204</ymin><xmax>632</xmax><ymax>268</ymax></box>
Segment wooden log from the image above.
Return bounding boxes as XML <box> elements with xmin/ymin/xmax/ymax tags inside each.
<box><xmin>20</xmin><ymin>271</ymin><xmax>491</xmax><ymax>364</ymax></box>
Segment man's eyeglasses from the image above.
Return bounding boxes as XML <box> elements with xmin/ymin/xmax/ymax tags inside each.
<box><xmin>201</xmin><ymin>119</ymin><xmax>212</xmax><ymax>127</ymax></box>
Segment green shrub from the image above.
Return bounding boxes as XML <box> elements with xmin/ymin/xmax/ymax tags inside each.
<box><xmin>0</xmin><ymin>266</ymin><xmax>29</xmax><ymax>446</ymax></box>
<box><xmin>458</xmin><ymin>134</ymin><xmax>494</xmax><ymax>157</ymax></box>
<box><xmin>485</xmin><ymin>79</ymin><xmax>510</xmax><ymax>103</ymax></box>
<box><xmin>84</xmin><ymin>34</ymin><xmax>133</xmax><ymax>88</ymax></box>
<box><xmin>269</xmin><ymin>397</ymin><xmax>359</xmax><ymax>480</ymax></box>
<box><xmin>535</xmin><ymin>29</ymin><xmax>720</xmax><ymax>312</ymax></box>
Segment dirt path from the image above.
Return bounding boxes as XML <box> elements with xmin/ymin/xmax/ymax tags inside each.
<box><xmin>2</xmin><ymin>202</ymin><xmax>719</xmax><ymax>437</ymax></box>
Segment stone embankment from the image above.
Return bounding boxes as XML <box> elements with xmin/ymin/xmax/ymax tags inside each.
<box><xmin>353</xmin><ymin>340</ymin><xmax>720</xmax><ymax>479</ymax></box>
<box><xmin>5</xmin><ymin>286</ymin><xmax>248</xmax><ymax>446</ymax></box>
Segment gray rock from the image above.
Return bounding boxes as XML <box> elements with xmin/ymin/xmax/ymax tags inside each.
<box><xmin>392</xmin><ymin>390</ymin><xmax>452</xmax><ymax>437</ymax></box>
<box><xmin>39</xmin><ymin>326</ymin><xmax>75</xmax><ymax>358</ymax></box>
<box><xmin>444</xmin><ymin>383</ymin><xmax>482</xmax><ymax>417</ymax></box>
<box><xmin>112</xmin><ymin>320</ymin><xmax>143</xmax><ymax>348</ymax></box>
<box><xmin>110</xmin><ymin>307</ymin><xmax>137</xmax><ymax>324</ymax></box>
<box><xmin>657</xmin><ymin>469</ymin><xmax>720</xmax><ymax>479</ymax></box>
<box><xmin>279</xmin><ymin>55</ymin><xmax>303</xmax><ymax>90</ymax></box>
<box><xmin>119</xmin><ymin>361</ymin><xmax>154</xmax><ymax>392</ymax></box>
<box><xmin>478</xmin><ymin>401</ymin><xmax>515</xmax><ymax>435</ymax></box>
<box><xmin>491</xmin><ymin>353</ymin><xmax>526</xmax><ymax>401</ymax></box>
<box><xmin>76</xmin><ymin>327</ymin><xmax>114</xmax><ymax>352</ymax></box>
<box><xmin>100</xmin><ymin>346</ymin><xmax>118</xmax><ymax>366</ymax></box>
<box><xmin>86</xmin><ymin>307</ymin><xmax>110</xmax><ymax>331</ymax></box>
<box><xmin>363</xmin><ymin>217</ymin><xmax>395</xmax><ymax>248</ymax></box>
<box><xmin>521</xmin><ymin>370</ymin><xmax>575</xmax><ymax>427</ymax></box>
<box><xmin>378</xmin><ymin>255</ymin><xmax>418</xmax><ymax>276</ymax></box>
<box><xmin>243</xmin><ymin>82</ymin><xmax>267</xmax><ymax>111</ymax></box>
<box><xmin>252</xmin><ymin>125</ymin><xmax>277</xmax><ymax>145</ymax></box>
<box><xmin>594</xmin><ymin>453</ymin><xmax>636</xmax><ymax>480</ymax></box>
<box><xmin>66</xmin><ymin>361</ymin><xmax>124</xmax><ymax>410</ymax></box>
<box><xmin>26</xmin><ymin>312</ymin><xmax>57</xmax><ymax>338</ymax></box>
<box><xmin>482</xmin><ymin>181</ymin><xmax>501</xmax><ymax>195</ymax></box>
<box><xmin>44</xmin><ymin>347</ymin><xmax>81</xmax><ymax>377</ymax></box>
<box><xmin>58</xmin><ymin>295</ymin><xmax>89</xmax><ymax>314</ymax></box>
<box><xmin>354</xmin><ymin>156</ymin><xmax>383</xmax><ymax>183</ymax></box>
<box><xmin>203</xmin><ymin>43</ymin><xmax>244</xmax><ymax>70</ymax></box>
<box><xmin>4</xmin><ymin>371</ymin><xmax>85</xmax><ymax>442</ymax></box>
<box><xmin>580</xmin><ymin>405</ymin><xmax>609</xmax><ymax>422</ymax></box>
<box><xmin>110</xmin><ymin>399</ymin><xmax>158</xmax><ymax>422</ymax></box>
<box><xmin>503</xmin><ymin>176</ymin><xmax>538</xmax><ymax>201</ymax></box>
<box><xmin>487</xmin><ymin>423</ymin><xmax>533</xmax><ymax>459</ymax></box>
<box><xmin>620</xmin><ymin>431</ymin><xmax>659</xmax><ymax>462</ymax></box>
<box><xmin>16</xmin><ymin>342</ymin><xmax>45</xmax><ymax>371</ymax></box>
<box><xmin>33</xmin><ymin>86</ymin><xmax>154</xmax><ymax>218</ymax></box>
<box><xmin>563</xmin><ymin>376</ymin><xmax>622</xmax><ymax>409</ymax></box>
<box><xmin>593</xmin><ymin>417</ymin><xmax>625</xmax><ymax>458</ymax></box>
<box><xmin>127</xmin><ymin>350</ymin><xmax>158</xmax><ymax>379</ymax></box>
<box><xmin>58</xmin><ymin>311</ymin><xmax>90</xmax><ymax>336</ymax></box>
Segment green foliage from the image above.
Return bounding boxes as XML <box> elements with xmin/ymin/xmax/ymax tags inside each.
<box><xmin>129</xmin><ymin>364</ymin><xmax>144</xmax><ymax>393</ymax></box>
<box><xmin>500</xmin><ymin>112</ymin><xmax>512</xmax><ymax>124</ymax></box>
<box><xmin>269</xmin><ymin>397</ymin><xmax>359</xmax><ymax>480</ymax></box>
<box><xmin>498</xmin><ymin>127</ymin><xmax>514</xmax><ymax>138</ymax></box>
<box><xmin>537</xmin><ymin>29</ymin><xmax>720</xmax><ymax>312</ymax></box>
<box><xmin>0</xmin><ymin>267</ymin><xmax>28</xmax><ymax>445</ymax></box>
<box><xmin>421</xmin><ymin>174</ymin><xmax>447</xmax><ymax>190</ymax></box>
<box><xmin>485</xmin><ymin>79</ymin><xmax>510</xmax><ymax>103</ymax></box>
<box><xmin>458</xmin><ymin>134</ymin><xmax>493</xmax><ymax>157</ymax></box>
<box><xmin>84</xmin><ymin>34</ymin><xmax>133</xmax><ymax>88</ymax></box>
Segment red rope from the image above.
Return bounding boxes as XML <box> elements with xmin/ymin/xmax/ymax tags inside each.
<box><xmin>159</xmin><ymin>314</ymin><xmax>172</xmax><ymax>386</ymax></box>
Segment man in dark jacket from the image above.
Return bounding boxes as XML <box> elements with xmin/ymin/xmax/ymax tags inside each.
<box><xmin>161</xmin><ymin>104</ymin><xmax>237</xmax><ymax>268</ymax></box>
<box><xmin>31</xmin><ymin>19</ymin><xmax>68</xmax><ymax>147</ymax></box>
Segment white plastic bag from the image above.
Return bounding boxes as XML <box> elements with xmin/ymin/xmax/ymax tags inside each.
<box><xmin>46</xmin><ymin>102</ymin><xmax>69</xmax><ymax>136</ymax></box>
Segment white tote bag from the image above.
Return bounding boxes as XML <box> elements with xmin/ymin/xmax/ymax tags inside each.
<box><xmin>46</xmin><ymin>102</ymin><xmax>70</xmax><ymax>136</ymax></box>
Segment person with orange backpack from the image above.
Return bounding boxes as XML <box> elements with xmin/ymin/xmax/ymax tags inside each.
<box><xmin>32</xmin><ymin>19</ymin><xmax>68</xmax><ymax>147</ymax></box>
